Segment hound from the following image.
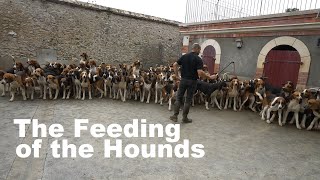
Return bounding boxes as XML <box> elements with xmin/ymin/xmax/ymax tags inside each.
<box><xmin>224</xmin><ymin>78</ymin><xmax>240</xmax><ymax>111</ymax></box>
<box><xmin>265</xmin><ymin>97</ymin><xmax>286</xmax><ymax>125</ymax></box>
<box><xmin>301</xmin><ymin>89</ymin><xmax>317</xmax><ymax>129</ymax></box>
<box><xmin>282</xmin><ymin>91</ymin><xmax>303</xmax><ymax>129</ymax></box>
<box><xmin>133</xmin><ymin>79</ymin><xmax>142</xmax><ymax>101</ymax></box>
<box><xmin>1</xmin><ymin>73</ymin><xmax>27</xmax><ymax>102</ymax></box>
<box><xmin>60</xmin><ymin>76</ymin><xmax>73</xmax><ymax>100</ymax></box>
<box><xmin>0</xmin><ymin>70</ymin><xmax>7</xmax><ymax>97</ymax></box>
<box><xmin>112</xmin><ymin>73</ymin><xmax>120</xmax><ymax>100</ymax></box>
<box><xmin>118</xmin><ymin>74</ymin><xmax>127</xmax><ymax>102</ymax></box>
<box><xmin>239</xmin><ymin>80</ymin><xmax>256</xmax><ymax>112</ymax></box>
<box><xmin>104</xmin><ymin>71</ymin><xmax>113</xmax><ymax>99</ymax></box>
<box><xmin>155</xmin><ymin>74</ymin><xmax>165</xmax><ymax>105</ymax></box>
<box><xmin>304</xmin><ymin>99</ymin><xmax>320</xmax><ymax>130</ymax></box>
<box><xmin>25</xmin><ymin>77</ymin><xmax>35</xmax><ymax>100</ymax></box>
<box><xmin>131</xmin><ymin>60</ymin><xmax>141</xmax><ymax>78</ymax></box>
<box><xmin>168</xmin><ymin>78</ymin><xmax>180</xmax><ymax>111</ymax></box>
<box><xmin>47</xmin><ymin>75</ymin><xmax>60</xmax><ymax>100</ymax></box>
<box><xmin>34</xmin><ymin>68</ymin><xmax>47</xmax><ymax>99</ymax></box>
<box><xmin>140</xmin><ymin>74</ymin><xmax>152</xmax><ymax>104</ymax></box>
<box><xmin>196</xmin><ymin>80</ymin><xmax>227</xmax><ymax>110</ymax></box>
<box><xmin>80</xmin><ymin>71</ymin><xmax>92</xmax><ymax>100</ymax></box>
<box><xmin>69</xmin><ymin>69</ymin><xmax>81</xmax><ymax>99</ymax></box>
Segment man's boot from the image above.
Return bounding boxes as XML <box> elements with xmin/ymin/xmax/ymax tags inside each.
<box><xmin>182</xmin><ymin>102</ymin><xmax>192</xmax><ymax>123</ymax></box>
<box><xmin>170</xmin><ymin>101</ymin><xmax>181</xmax><ymax>122</ymax></box>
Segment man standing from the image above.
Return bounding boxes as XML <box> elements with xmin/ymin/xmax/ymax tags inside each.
<box><xmin>170</xmin><ymin>43</ymin><xmax>217</xmax><ymax>123</ymax></box>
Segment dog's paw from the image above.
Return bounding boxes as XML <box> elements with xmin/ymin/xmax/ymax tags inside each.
<box><xmin>266</xmin><ymin>120</ymin><xmax>271</xmax><ymax>124</ymax></box>
<box><xmin>296</xmin><ymin>126</ymin><xmax>302</xmax><ymax>130</ymax></box>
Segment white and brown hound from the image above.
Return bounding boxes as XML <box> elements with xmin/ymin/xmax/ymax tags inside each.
<box><xmin>224</xmin><ymin>78</ymin><xmax>240</xmax><ymax>111</ymax></box>
<box><xmin>266</xmin><ymin>97</ymin><xmax>286</xmax><ymax>125</ymax></box>
<box><xmin>47</xmin><ymin>75</ymin><xmax>60</xmax><ymax>100</ymax></box>
<box><xmin>80</xmin><ymin>71</ymin><xmax>92</xmax><ymax>100</ymax></box>
<box><xmin>1</xmin><ymin>73</ymin><xmax>27</xmax><ymax>102</ymax></box>
<box><xmin>282</xmin><ymin>91</ymin><xmax>303</xmax><ymax>129</ymax></box>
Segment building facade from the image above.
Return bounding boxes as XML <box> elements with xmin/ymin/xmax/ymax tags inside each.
<box><xmin>180</xmin><ymin>10</ymin><xmax>320</xmax><ymax>89</ymax></box>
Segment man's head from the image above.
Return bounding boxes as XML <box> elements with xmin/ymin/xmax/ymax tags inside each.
<box><xmin>192</xmin><ymin>43</ymin><xmax>201</xmax><ymax>55</ymax></box>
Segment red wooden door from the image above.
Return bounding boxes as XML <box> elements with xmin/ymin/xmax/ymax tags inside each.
<box><xmin>263</xmin><ymin>50</ymin><xmax>301</xmax><ymax>88</ymax></box>
<box><xmin>202</xmin><ymin>45</ymin><xmax>216</xmax><ymax>75</ymax></box>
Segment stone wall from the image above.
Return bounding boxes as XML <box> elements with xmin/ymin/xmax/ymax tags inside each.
<box><xmin>0</xmin><ymin>0</ymin><xmax>181</xmax><ymax>68</ymax></box>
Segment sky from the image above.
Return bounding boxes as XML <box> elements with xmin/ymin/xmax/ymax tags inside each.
<box><xmin>79</xmin><ymin>0</ymin><xmax>188</xmax><ymax>22</ymax></box>
<box><xmin>78</xmin><ymin>0</ymin><xmax>320</xmax><ymax>23</ymax></box>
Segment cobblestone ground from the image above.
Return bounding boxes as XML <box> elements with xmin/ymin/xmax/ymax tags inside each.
<box><xmin>0</xmin><ymin>96</ymin><xmax>319</xmax><ymax>180</ymax></box>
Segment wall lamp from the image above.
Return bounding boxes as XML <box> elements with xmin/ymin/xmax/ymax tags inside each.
<box><xmin>235</xmin><ymin>38</ymin><xmax>243</xmax><ymax>49</ymax></box>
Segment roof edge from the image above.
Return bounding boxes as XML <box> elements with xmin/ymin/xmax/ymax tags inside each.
<box><xmin>45</xmin><ymin>0</ymin><xmax>181</xmax><ymax>26</ymax></box>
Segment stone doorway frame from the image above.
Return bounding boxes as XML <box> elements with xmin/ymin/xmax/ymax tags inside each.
<box><xmin>255</xmin><ymin>36</ymin><xmax>311</xmax><ymax>89</ymax></box>
<box><xmin>200</xmin><ymin>39</ymin><xmax>221</xmax><ymax>74</ymax></box>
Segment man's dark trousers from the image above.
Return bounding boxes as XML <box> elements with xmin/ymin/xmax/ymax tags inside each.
<box><xmin>173</xmin><ymin>78</ymin><xmax>197</xmax><ymax>119</ymax></box>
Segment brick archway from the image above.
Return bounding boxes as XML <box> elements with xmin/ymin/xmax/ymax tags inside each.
<box><xmin>200</xmin><ymin>39</ymin><xmax>221</xmax><ymax>74</ymax></box>
<box><xmin>255</xmin><ymin>36</ymin><xmax>311</xmax><ymax>89</ymax></box>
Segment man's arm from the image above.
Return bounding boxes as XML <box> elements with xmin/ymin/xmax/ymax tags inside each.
<box><xmin>197</xmin><ymin>69</ymin><xmax>217</xmax><ymax>80</ymax></box>
<box><xmin>196</xmin><ymin>58</ymin><xmax>217</xmax><ymax>80</ymax></box>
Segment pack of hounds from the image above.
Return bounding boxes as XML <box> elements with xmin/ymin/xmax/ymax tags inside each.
<box><xmin>1</xmin><ymin>53</ymin><xmax>320</xmax><ymax>131</ymax></box>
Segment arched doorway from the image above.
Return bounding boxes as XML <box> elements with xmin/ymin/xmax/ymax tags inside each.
<box><xmin>202</xmin><ymin>45</ymin><xmax>216</xmax><ymax>75</ymax></box>
<box><xmin>200</xmin><ymin>39</ymin><xmax>221</xmax><ymax>74</ymax></box>
<box><xmin>263</xmin><ymin>45</ymin><xmax>301</xmax><ymax>88</ymax></box>
<box><xmin>255</xmin><ymin>36</ymin><xmax>311</xmax><ymax>90</ymax></box>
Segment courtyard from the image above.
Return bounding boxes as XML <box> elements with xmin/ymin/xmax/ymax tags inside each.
<box><xmin>0</xmin><ymin>97</ymin><xmax>319</xmax><ymax>180</ymax></box>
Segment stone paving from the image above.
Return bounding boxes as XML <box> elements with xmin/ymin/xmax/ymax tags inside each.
<box><xmin>0</xmin><ymin>96</ymin><xmax>319</xmax><ymax>180</ymax></box>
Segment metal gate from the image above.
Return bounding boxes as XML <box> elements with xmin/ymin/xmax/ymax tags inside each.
<box><xmin>263</xmin><ymin>50</ymin><xmax>301</xmax><ymax>88</ymax></box>
<box><xmin>202</xmin><ymin>45</ymin><xmax>216</xmax><ymax>75</ymax></box>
